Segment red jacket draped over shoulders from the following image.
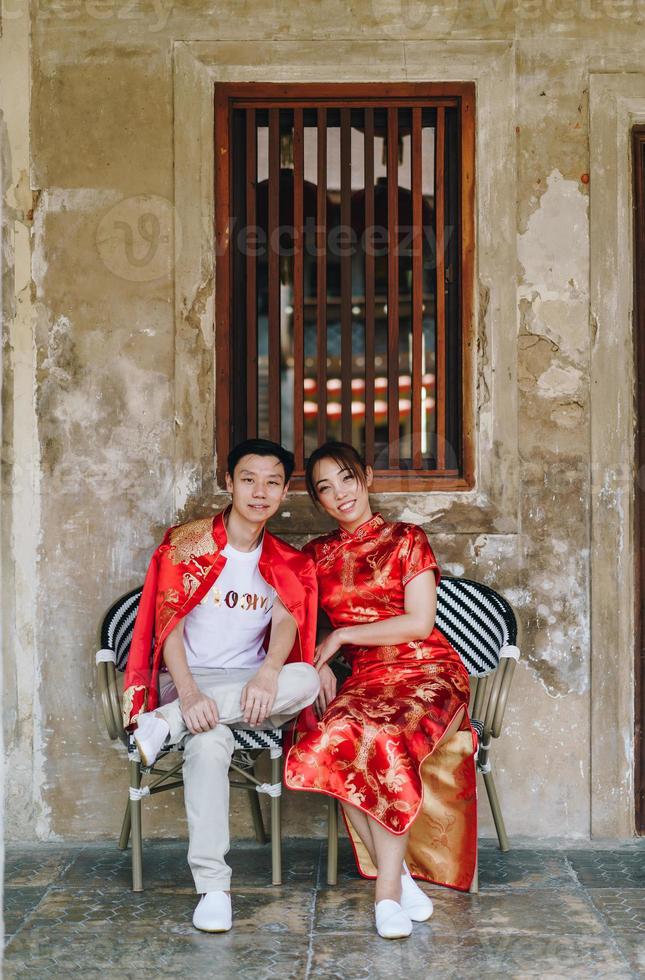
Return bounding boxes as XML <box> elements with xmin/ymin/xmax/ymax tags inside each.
<box><xmin>122</xmin><ymin>509</ymin><xmax>318</xmax><ymax>731</ymax></box>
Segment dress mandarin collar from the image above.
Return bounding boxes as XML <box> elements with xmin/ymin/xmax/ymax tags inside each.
<box><xmin>338</xmin><ymin>512</ymin><xmax>386</xmax><ymax>541</ymax></box>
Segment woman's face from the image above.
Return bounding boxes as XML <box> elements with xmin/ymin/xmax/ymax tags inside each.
<box><xmin>312</xmin><ymin>457</ymin><xmax>373</xmax><ymax>531</ymax></box>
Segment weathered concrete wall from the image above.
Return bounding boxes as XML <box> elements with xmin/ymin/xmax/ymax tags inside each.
<box><xmin>2</xmin><ymin>1</ymin><xmax>644</xmax><ymax>841</ymax></box>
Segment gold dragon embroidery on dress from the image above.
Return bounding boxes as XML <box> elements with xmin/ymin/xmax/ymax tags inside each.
<box><xmin>168</xmin><ymin>518</ymin><xmax>217</xmax><ymax>566</ymax></box>
<box><xmin>377</xmin><ymin>645</ymin><xmax>400</xmax><ymax>663</ymax></box>
<box><xmin>316</xmin><ymin>538</ymin><xmax>345</xmax><ymax>572</ymax></box>
<box><xmin>365</xmin><ymin>548</ymin><xmax>391</xmax><ymax>588</ymax></box>
<box><xmin>353</xmin><ymin>722</ymin><xmax>381</xmax><ymax>773</ymax></box>
<box><xmin>340</xmin><ymin>550</ymin><xmax>357</xmax><ymax>590</ymax></box>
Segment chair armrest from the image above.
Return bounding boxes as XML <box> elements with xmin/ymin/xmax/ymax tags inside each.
<box><xmin>96</xmin><ymin>653</ymin><xmax>119</xmax><ymax>740</ymax></box>
<box><xmin>491</xmin><ymin>647</ymin><xmax>519</xmax><ymax>739</ymax></box>
<box><xmin>482</xmin><ymin>660</ymin><xmax>506</xmax><ymax>734</ymax></box>
<box><xmin>96</xmin><ymin>651</ymin><xmax>127</xmax><ymax>743</ymax></box>
<box><xmin>470</xmin><ymin>672</ymin><xmax>491</xmax><ymax>721</ymax></box>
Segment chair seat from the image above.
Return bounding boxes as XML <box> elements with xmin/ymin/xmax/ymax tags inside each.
<box><xmin>127</xmin><ymin>726</ymin><xmax>283</xmax><ymax>762</ymax></box>
<box><xmin>231</xmin><ymin>728</ymin><xmax>283</xmax><ymax>752</ymax></box>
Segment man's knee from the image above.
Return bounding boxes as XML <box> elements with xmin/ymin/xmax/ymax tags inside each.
<box><xmin>283</xmin><ymin>662</ymin><xmax>320</xmax><ymax>703</ymax></box>
<box><xmin>184</xmin><ymin>723</ymin><xmax>235</xmax><ymax>763</ymax></box>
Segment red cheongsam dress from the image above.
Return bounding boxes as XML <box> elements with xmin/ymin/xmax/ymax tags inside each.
<box><xmin>285</xmin><ymin>513</ymin><xmax>477</xmax><ymax>891</ymax></box>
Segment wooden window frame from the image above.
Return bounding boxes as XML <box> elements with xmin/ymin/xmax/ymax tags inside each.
<box><xmin>214</xmin><ymin>82</ymin><xmax>475</xmax><ymax>492</ymax></box>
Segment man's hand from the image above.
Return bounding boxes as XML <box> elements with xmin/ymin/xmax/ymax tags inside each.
<box><xmin>241</xmin><ymin>664</ymin><xmax>280</xmax><ymax>726</ymax></box>
<box><xmin>315</xmin><ymin>664</ymin><xmax>337</xmax><ymax>718</ymax></box>
<box><xmin>179</xmin><ymin>686</ymin><xmax>219</xmax><ymax>734</ymax></box>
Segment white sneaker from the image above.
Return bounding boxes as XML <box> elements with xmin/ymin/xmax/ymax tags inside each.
<box><xmin>192</xmin><ymin>891</ymin><xmax>232</xmax><ymax>933</ymax></box>
<box><xmin>400</xmin><ymin>865</ymin><xmax>434</xmax><ymax>922</ymax></box>
<box><xmin>133</xmin><ymin>712</ymin><xmax>170</xmax><ymax>767</ymax></box>
<box><xmin>374</xmin><ymin>899</ymin><xmax>413</xmax><ymax>939</ymax></box>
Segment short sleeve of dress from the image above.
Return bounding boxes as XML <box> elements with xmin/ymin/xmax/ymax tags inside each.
<box><xmin>399</xmin><ymin>525</ymin><xmax>441</xmax><ymax>587</ymax></box>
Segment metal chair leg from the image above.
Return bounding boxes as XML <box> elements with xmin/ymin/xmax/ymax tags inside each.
<box><xmin>118</xmin><ymin>799</ymin><xmax>131</xmax><ymax>850</ymax></box>
<box><xmin>248</xmin><ymin>779</ymin><xmax>267</xmax><ymax>845</ymax></box>
<box><xmin>327</xmin><ymin>797</ymin><xmax>338</xmax><ymax>885</ymax></box>
<box><xmin>482</xmin><ymin>769</ymin><xmax>510</xmax><ymax>852</ymax></box>
<box><xmin>129</xmin><ymin>756</ymin><xmax>144</xmax><ymax>891</ymax></box>
<box><xmin>270</xmin><ymin>750</ymin><xmax>282</xmax><ymax>885</ymax></box>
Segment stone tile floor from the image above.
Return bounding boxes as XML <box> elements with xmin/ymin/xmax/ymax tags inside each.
<box><xmin>4</xmin><ymin>837</ymin><xmax>645</xmax><ymax>979</ymax></box>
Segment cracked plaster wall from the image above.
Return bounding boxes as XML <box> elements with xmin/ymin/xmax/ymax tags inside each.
<box><xmin>2</xmin><ymin>2</ymin><xmax>643</xmax><ymax>842</ymax></box>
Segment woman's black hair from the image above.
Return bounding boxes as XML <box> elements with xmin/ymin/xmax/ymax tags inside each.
<box><xmin>305</xmin><ymin>441</ymin><xmax>368</xmax><ymax>504</ymax></box>
<box><xmin>227</xmin><ymin>439</ymin><xmax>295</xmax><ymax>483</ymax></box>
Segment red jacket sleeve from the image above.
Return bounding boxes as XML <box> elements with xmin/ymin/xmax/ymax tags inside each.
<box><xmin>122</xmin><ymin>542</ymin><xmax>162</xmax><ymax>729</ymax></box>
<box><xmin>296</xmin><ymin>553</ymin><xmax>319</xmax><ymax>733</ymax></box>
<box><xmin>295</xmin><ymin>553</ymin><xmax>318</xmax><ymax>666</ymax></box>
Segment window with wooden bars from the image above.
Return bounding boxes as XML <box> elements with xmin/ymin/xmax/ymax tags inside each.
<box><xmin>215</xmin><ymin>83</ymin><xmax>474</xmax><ymax>491</ymax></box>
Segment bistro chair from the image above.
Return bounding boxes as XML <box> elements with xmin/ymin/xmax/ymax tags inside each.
<box><xmin>325</xmin><ymin>577</ymin><xmax>521</xmax><ymax>895</ymax></box>
<box><xmin>96</xmin><ymin>587</ymin><xmax>284</xmax><ymax>892</ymax></box>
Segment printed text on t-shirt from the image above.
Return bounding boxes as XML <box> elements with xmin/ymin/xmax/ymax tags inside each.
<box><xmin>200</xmin><ymin>588</ymin><xmax>273</xmax><ymax>612</ymax></box>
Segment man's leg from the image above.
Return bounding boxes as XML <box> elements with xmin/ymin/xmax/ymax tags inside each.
<box><xmin>154</xmin><ymin>675</ymin><xmax>236</xmax><ymax>931</ymax></box>
<box><xmin>267</xmin><ymin>663</ymin><xmax>320</xmax><ymax>727</ymax></box>
<box><xmin>153</xmin><ymin>697</ymin><xmax>189</xmax><ymax>746</ymax></box>
<box><xmin>151</xmin><ymin>665</ymin><xmax>317</xmax><ymax>916</ymax></box>
<box><xmin>157</xmin><ymin>664</ymin><xmax>319</xmax><ymax>732</ymax></box>
<box><xmin>198</xmin><ymin>663</ymin><xmax>320</xmax><ymax>727</ymax></box>
<box><xmin>182</xmin><ymin>724</ymin><xmax>236</xmax><ymax>893</ymax></box>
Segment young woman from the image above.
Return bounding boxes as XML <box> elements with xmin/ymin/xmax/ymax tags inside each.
<box><xmin>285</xmin><ymin>442</ymin><xmax>477</xmax><ymax>939</ymax></box>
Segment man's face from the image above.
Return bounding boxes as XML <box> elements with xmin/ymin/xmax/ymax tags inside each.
<box><xmin>225</xmin><ymin>454</ymin><xmax>289</xmax><ymax>525</ymax></box>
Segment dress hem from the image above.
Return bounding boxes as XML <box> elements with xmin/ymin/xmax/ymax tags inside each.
<box><xmin>284</xmin><ymin>704</ymin><xmax>478</xmax><ymax>890</ymax></box>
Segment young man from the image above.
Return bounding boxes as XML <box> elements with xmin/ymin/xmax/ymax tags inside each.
<box><xmin>122</xmin><ymin>439</ymin><xmax>320</xmax><ymax>933</ymax></box>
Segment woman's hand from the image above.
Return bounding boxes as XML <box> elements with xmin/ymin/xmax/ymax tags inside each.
<box><xmin>315</xmin><ymin>664</ymin><xmax>337</xmax><ymax>717</ymax></box>
<box><xmin>314</xmin><ymin>629</ymin><xmax>345</xmax><ymax>669</ymax></box>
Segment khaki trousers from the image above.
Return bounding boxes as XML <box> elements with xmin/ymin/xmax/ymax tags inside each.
<box><xmin>156</xmin><ymin>663</ymin><xmax>320</xmax><ymax>893</ymax></box>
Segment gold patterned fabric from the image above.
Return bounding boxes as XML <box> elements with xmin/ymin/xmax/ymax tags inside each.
<box><xmin>285</xmin><ymin>514</ymin><xmax>477</xmax><ymax>891</ymax></box>
<box><xmin>168</xmin><ymin>518</ymin><xmax>219</xmax><ymax>566</ymax></box>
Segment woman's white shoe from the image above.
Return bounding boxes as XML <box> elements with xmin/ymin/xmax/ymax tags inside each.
<box><xmin>374</xmin><ymin>899</ymin><xmax>413</xmax><ymax>939</ymax></box>
<box><xmin>192</xmin><ymin>891</ymin><xmax>232</xmax><ymax>932</ymax></box>
<box><xmin>400</xmin><ymin>868</ymin><xmax>434</xmax><ymax>922</ymax></box>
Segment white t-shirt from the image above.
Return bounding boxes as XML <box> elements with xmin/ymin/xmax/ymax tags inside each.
<box><xmin>183</xmin><ymin>541</ymin><xmax>277</xmax><ymax>670</ymax></box>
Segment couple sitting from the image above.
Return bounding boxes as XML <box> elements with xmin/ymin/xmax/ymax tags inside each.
<box><xmin>123</xmin><ymin>438</ymin><xmax>477</xmax><ymax>940</ymax></box>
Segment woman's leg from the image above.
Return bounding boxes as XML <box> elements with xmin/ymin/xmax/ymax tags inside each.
<box><xmin>369</xmin><ymin>818</ymin><xmax>409</xmax><ymax>904</ymax></box>
<box><xmin>340</xmin><ymin>803</ymin><xmax>377</xmax><ymax>864</ymax></box>
<box><xmin>342</xmin><ymin>804</ymin><xmax>409</xmax><ymax>905</ymax></box>
<box><xmin>341</xmin><ymin>804</ymin><xmax>411</xmax><ymax>903</ymax></box>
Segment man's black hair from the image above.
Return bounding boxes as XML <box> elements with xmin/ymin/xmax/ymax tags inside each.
<box><xmin>227</xmin><ymin>439</ymin><xmax>295</xmax><ymax>483</ymax></box>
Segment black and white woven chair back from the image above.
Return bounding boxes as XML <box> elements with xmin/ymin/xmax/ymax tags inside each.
<box><xmin>99</xmin><ymin>587</ymin><xmax>144</xmax><ymax>671</ymax></box>
<box><xmin>435</xmin><ymin>577</ymin><xmax>518</xmax><ymax>677</ymax></box>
